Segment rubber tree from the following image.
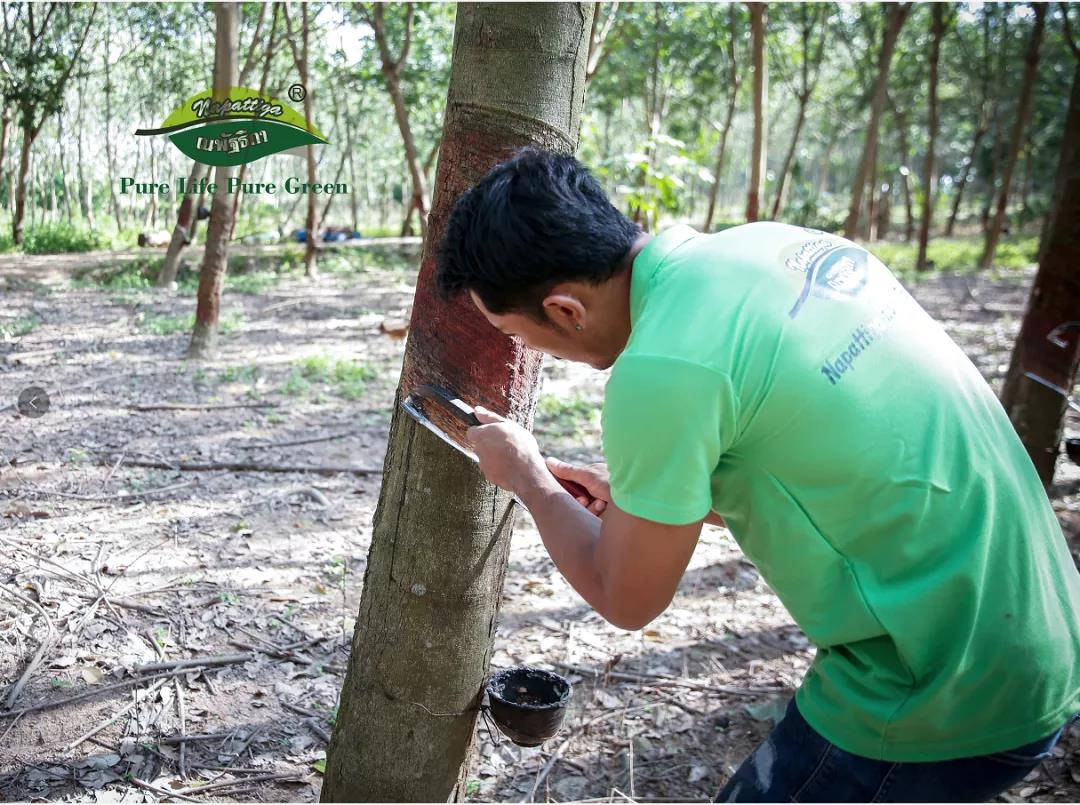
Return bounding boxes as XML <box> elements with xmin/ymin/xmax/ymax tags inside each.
<box><xmin>321</xmin><ymin>3</ymin><xmax>593</xmax><ymax>801</ymax></box>
<box><xmin>4</xmin><ymin>2</ymin><xmax>96</xmax><ymax>245</ymax></box>
<box><xmin>703</xmin><ymin>4</ymin><xmax>742</xmax><ymax>232</ymax></box>
<box><xmin>359</xmin><ymin>3</ymin><xmax>431</xmax><ymax>239</ymax></box>
<box><xmin>188</xmin><ymin>2</ymin><xmax>238</xmax><ymax>359</ymax></box>
<box><xmin>843</xmin><ymin>2</ymin><xmax>911</xmax><ymax>239</ymax></box>
<box><xmin>915</xmin><ymin>4</ymin><xmax>949</xmax><ymax>272</ymax></box>
<box><xmin>946</xmin><ymin>4</ymin><xmax>992</xmax><ymax>236</ymax></box>
<box><xmin>1000</xmin><ymin>17</ymin><xmax>1080</xmax><ymax>485</ymax></box>
<box><xmin>283</xmin><ymin>1</ymin><xmax>319</xmax><ymax>277</ymax></box>
<box><xmin>978</xmin><ymin>3</ymin><xmax>1046</xmax><ymax>269</ymax></box>
<box><xmin>745</xmin><ymin>2</ymin><xmax>767</xmax><ymax>222</ymax></box>
<box><xmin>770</xmin><ymin>3</ymin><xmax>826</xmax><ymax>221</ymax></box>
<box><xmin>158</xmin><ymin>161</ymin><xmax>211</xmax><ymax>288</ymax></box>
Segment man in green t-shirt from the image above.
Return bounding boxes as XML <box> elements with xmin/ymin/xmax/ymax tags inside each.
<box><xmin>436</xmin><ymin>148</ymin><xmax>1080</xmax><ymax>802</ymax></box>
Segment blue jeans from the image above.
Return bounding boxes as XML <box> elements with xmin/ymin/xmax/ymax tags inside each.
<box><xmin>716</xmin><ymin>699</ymin><xmax>1073</xmax><ymax>802</ymax></box>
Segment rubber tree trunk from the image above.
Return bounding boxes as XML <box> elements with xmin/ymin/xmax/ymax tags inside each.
<box><xmin>703</xmin><ymin>5</ymin><xmax>741</xmax><ymax>232</ymax></box>
<box><xmin>188</xmin><ymin>3</ymin><xmax>239</xmax><ymax>359</ymax></box>
<box><xmin>979</xmin><ymin>4</ymin><xmax>1047</xmax><ymax>269</ymax></box>
<box><xmin>320</xmin><ymin>4</ymin><xmax>593</xmax><ymax>801</ymax></box>
<box><xmin>843</xmin><ymin>2</ymin><xmax>911</xmax><ymax>239</ymax></box>
<box><xmin>916</xmin><ymin>4</ymin><xmax>946</xmax><ymax>272</ymax></box>
<box><xmin>745</xmin><ymin>2</ymin><xmax>767</xmax><ymax>223</ymax></box>
<box><xmin>0</xmin><ymin>111</ymin><xmax>8</xmax><ymax>209</ymax></box>
<box><xmin>159</xmin><ymin>161</ymin><xmax>211</xmax><ymax>288</ymax></box>
<box><xmin>12</xmin><ymin>120</ymin><xmax>32</xmax><ymax>244</ymax></box>
<box><xmin>300</xmin><ymin>3</ymin><xmax>318</xmax><ymax>277</ymax></box>
<box><xmin>1000</xmin><ymin>60</ymin><xmax>1080</xmax><ymax>485</ymax></box>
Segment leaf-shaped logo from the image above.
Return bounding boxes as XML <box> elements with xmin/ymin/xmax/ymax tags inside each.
<box><xmin>135</xmin><ymin>86</ymin><xmax>328</xmax><ymax>167</ymax></box>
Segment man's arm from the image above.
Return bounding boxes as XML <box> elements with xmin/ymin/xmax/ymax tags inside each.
<box><xmin>516</xmin><ymin>465</ymin><xmax>703</xmax><ymax>631</ymax></box>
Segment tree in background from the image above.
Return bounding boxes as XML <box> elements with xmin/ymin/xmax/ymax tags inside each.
<box><xmin>188</xmin><ymin>2</ymin><xmax>238</xmax><ymax>359</ymax></box>
<box><xmin>745</xmin><ymin>2</ymin><xmax>768</xmax><ymax>222</ymax></box>
<box><xmin>0</xmin><ymin>2</ymin><xmax>96</xmax><ymax>245</ymax></box>
<box><xmin>703</xmin><ymin>4</ymin><xmax>742</xmax><ymax>231</ymax></box>
<box><xmin>915</xmin><ymin>4</ymin><xmax>951</xmax><ymax>271</ymax></box>
<box><xmin>359</xmin><ymin>3</ymin><xmax>429</xmax><ymax>239</ymax></box>
<box><xmin>321</xmin><ymin>3</ymin><xmax>593</xmax><ymax>800</ymax></box>
<box><xmin>284</xmin><ymin>1</ymin><xmax>319</xmax><ymax>277</ymax></box>
<box><xmin>843</xmin><ymin>2</ymin><xmax>911</xmax><ymax>239</ymax></box>
<box><xmin>1001</xmin><ymin>9</ymin><xmax>1080</xmax><ymax>485</ymax></box>
<box><xmin>770</xmin><ymin>3</ymin><xmax>827</xmax><ymax>220</ymax></box>
<box><xmin>979</xmin><ymin>3</ymin><xmax>1047</xmax><ymax>269</ymax></box>
<box><xmin>945</xmin><ymin>4</ymin><xmax>993</xmax><ymax>236</ymax></box>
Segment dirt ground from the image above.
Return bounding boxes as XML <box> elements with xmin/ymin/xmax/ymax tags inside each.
<box><xmin>0</xmin><ymin>243</ymin><xmax>1077</xmax><ymax>803</ymax></box>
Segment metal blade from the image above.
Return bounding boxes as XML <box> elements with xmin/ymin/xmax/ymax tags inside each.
<box><xmin>400</xmin><ymin>395</ymin><xmax>527</xmax><ymax>508</ymax></box>
<box><xmin>1023</xmin><ymin>372</ymin><xmax>1080</xmax><ymax>414</ymax></box>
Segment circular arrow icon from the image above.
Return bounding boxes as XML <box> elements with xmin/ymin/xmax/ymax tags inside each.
<box><xmin>17</xmin><ymin>386</ymin><xmax>50</xmax><ymax>418</ymax></box>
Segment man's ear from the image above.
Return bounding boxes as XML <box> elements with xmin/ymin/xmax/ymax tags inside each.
<box><xmin>542</xmin><ymin>292</ymin><xmax>586</xmax><ymax>332</ymax></box>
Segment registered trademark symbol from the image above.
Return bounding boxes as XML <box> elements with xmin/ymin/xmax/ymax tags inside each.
<box><xmin>288</xmin><ymin>84</ymin><xmax>306</xmax><ymax>102</ymax></box>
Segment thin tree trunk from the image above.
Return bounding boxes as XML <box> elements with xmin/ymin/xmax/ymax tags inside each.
<box><xmin>916</xmin><ymin>4</ymin><xmax>946</xmax><ymax>272</ymax></box>
<box><xmin>344</xmin><ymin>103</ymin><xmax>360</xmax><ymax>234</ymax></box>
<box><xmin>321</xmin><ymin>4</ymin><xmax>593</xmax><ymax>801</ymax></box>
<box><xmin>188</xmin><ymin>3</ymin><xmax>239</xmax><ymax>359</ymax></box>
<box><xmin>1000</xmin><ymin>60</ymin><xmax>1080</xmax><ymax>485</ymax></box>
<box><xmin>770</xmin><ymin>4</ymin><xmax>824</xmax><ymax>221</ymax></box>
<box><xmin>745</xmin><ymin>2</ymin><xmax>767</xmax><ymax>223</ymax></box>
<box><xmin>367</xmin><ymin>4</ymin><xmax>430</xmax><ymax>240</ymax></box>
<box><xmin>229</xmin><ymin>3</ymin><xmax>280</xmax><ymax>239</ymax></box>
<box><xmin>843</xmin><ymin>3</ymin><xmax>912</xmax><ymax>239</ymax></box>
<box><xmin>888</xmin><ymin>99</ymin><xmax>915</xmax><ymax>241</ymax></box>
<box><xmin>0</xmin><ymin>110</ymin><xmax>9</xmax><ymax>211</ymax></box>
<box><xmin>979</xmin><ymin>4</ymin><xmax>1046</xmax><ymax>269</ymax></box>
<box><xmin>104</xmin><ymin>13</ymin><xmax>123</xmax><ymax>234</ymax></box>
<box><xmin>75</xmin><ymin>78</ymin><xmax>93</xmax><ymax>228</ymax></box>
<box><xmin>946</xmin><ymin>127</ymin><xmax>985</xmax><ymax>236</ymax></box>
<box><xmin>159</xmin><ymin>161</ymin><xmax>210</xmax><ymax>288</ymax></box>
<box><xmin>981</xmin><ymin>4</ymin><xmax>1009</xmax><ymax>233</ymax></box>
<box><xmin>13</xmin><ymin>121</ymin><xmax>32</xmax><ymax>244</ymax></box>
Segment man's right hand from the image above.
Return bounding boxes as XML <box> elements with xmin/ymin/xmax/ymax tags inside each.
<box><xmin>546</xmin><ymin>457</ymin><xmax>610</xmax><ymax>517</ymax></box>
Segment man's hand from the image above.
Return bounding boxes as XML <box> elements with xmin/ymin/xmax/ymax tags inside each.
<box><xmin>467</xmin><ymin>406</ymin><xmax>546</xmax><ymax>496</ymax></box>
<box><xmin>546</xmin><ymin>457</ymin><xmax>609</xmax><ymax>516</ymax></box>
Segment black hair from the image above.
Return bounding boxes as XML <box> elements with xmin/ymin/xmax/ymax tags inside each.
<box><xmin>436</xmin><ymin>147</ymin><xmax>641</xmax><ymax>319</ymax></box>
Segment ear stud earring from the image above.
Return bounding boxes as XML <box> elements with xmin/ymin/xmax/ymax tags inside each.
<box><xmin>575</xmin><ymin>324</ymin><xmax>584</xmax><ymax>332</ymax></box>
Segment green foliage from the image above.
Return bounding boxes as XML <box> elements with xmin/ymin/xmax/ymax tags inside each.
<box><xmin>23</xmin><ymin>223</ymin><xmax>105</xmax><ymax>254</ymax></box>
<box><xmin>868</xmin><ymin>235</ymin><xmax>1039</xmax><ymax>276</ymax></box>
<box><xmin>73</xmin><ymin>257</ymin><xmax>161</xmax><ymax>290</ymax></box>
<box><xmin>281</xmin><ymin>355</ymin><xmax>378</xmax><ymax>400</ymax></box>
<box><xmin>0</xmin><ymin>314</ymin><xmax>41</xmax><ymax>339</ymax></box>
<box><xmin>0</xmin><ymin>232</ymin><xmax>15</xmax><ymax>254</ymax></box>
<box><xmin>536</xmin><ymin>394</ymin><xmax>601</xmax><ymax>439</ymax></box>
<box><xmin>140</xmin><ymin>311</ymin><xmax>245</xmax><ymax>336</ymax></box>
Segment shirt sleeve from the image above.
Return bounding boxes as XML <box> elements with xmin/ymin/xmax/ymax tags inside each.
<box><xmin>601</xmin><ymin>354</ymin><xmax>738</xmax><ymax>525</ymax></box>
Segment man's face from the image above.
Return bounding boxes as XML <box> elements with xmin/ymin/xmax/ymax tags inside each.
<box><xmin>469</xmin><ymin>290</ymin><xmax>615</xmax><ymax>369</ymax></box>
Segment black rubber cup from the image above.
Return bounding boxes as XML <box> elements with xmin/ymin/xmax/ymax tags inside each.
<box><xmin>1066</xmin><ymin>438</ymin><xmax>1080</xmax><ymax>465</ymax></box>
<box><xmin>486</xmin><ymin>666</ymin><xmax>572</xmax><ymax>747</ymax></box>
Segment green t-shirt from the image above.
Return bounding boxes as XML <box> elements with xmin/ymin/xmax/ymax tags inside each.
<box><xmin>601</xmin><ymin>221</ymin><xmax>1080</xmax><ymax>762</ymax></box>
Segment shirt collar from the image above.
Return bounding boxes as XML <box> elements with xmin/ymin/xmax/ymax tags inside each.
<box><xmin>629</xmin><ymin>224</ymin><xmax>699</xmax><ymax>324</ymax></box>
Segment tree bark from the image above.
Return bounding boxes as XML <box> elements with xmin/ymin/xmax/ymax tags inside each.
<box><xmin>1000</xmin><ymin>60</ymin><xmax>1080</xmax><ymax>485</ymax></box>
<box><xmin>229</xmin><ymin>3</ymin><xmax>280</xmax><ymax>240</ymax></box>
<box><xmin>159</xmin><ymin>161</ymin><xmax>210</xmax><ymax>288</ymax></box>
<box><xmin>979</xmin><ymin>4</ymin><xmax>1046</xmax><ymax>269</ymax></box>
<box><xmin>103</xmin><ymin>11</ymin><xmax>123</xmax><ymax>235</ymax></box>
<box><xmin>188</xmin><ymin>3</ymin><xmax>239</xmax><ymax>359</ymax></box>
<box><xmin>745</xmin><ymin>2</ymin><xmax>767</xmax><ymax>223</ymax></box>
<box><xmin>300</xmin><ymin>3</ymin><xmax>318</xmax><ymax>276</ymax></box>
<box><xmin>75</xmin><ymin>75</ymin><xmax>94</xmax><ymax>228</ymax></box>
<box><xmin>770</xmin><ymin>4</ymin><xmax>824</xmax><ymax>221</ymax></box>
<box><xmin>843</xmin><ymin>2</ymin><xmax>911</xmax><ymax>239</ymax></box>
<box><xmin>320</xmin><ymin>4</ymin><xmax>593</xmax><ymax>801</ymax></box>
<box><xmin>0</xmin><ymin>110</ymin><xmax>8</xmax><ymax>211</ymax></box>
<box><xmin>916</xmin><ymin>4</ymin><xmax>947</xmax><ymax>271</ymax></box>
<box><xmin>888</xmin><ymin>98</ymin><xmax>915</xmax><ymax>241</ymax></box>
<box><xmin>366</xmin><ymin>4</ymin><xmax>430</xmax><ymax>240</ymax></box>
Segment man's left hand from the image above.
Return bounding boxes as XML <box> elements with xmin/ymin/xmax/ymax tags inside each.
<box><xmin>467</xmin><ymin>406</ymin><xmax>546</xmax><ymax>496</ymax></box>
